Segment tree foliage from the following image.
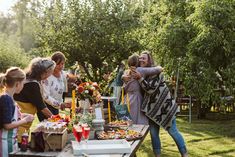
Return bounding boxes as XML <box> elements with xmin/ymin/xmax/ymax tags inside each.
<box><xmin>185</xmin><ymin>0</ymin><xmax>235</xmax><ymax>104</ymax></box>
<box><xmin>140</xmin><ymin>0</ymin><xmax>235</xmax><ymax>110</ymax></box>
<box><xmin>0</xmin><ymin>33</ymin><xmax>30</xmax><ymax>72</ymax></box>
<box><xmin>31</xmin><ymin>0</ymin><xmax>143</xmax><ymax>81</ymax></box>
<box><xmin>0</xmin><ymin>0</ymin><xmax>235</xmax><ymax>115</ymax></box>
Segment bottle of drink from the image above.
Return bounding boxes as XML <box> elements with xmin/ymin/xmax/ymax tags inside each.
<box><xmin>21</xmin><ymin>131</ymin><xmax>29</xmax><ymax>151</ymax></box>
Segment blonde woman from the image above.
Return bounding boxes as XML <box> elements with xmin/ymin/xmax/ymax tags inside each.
<box><xmin>0</xmin><ymin>67</ymin><xmax>34</xmax><ymax>157</ymax></box>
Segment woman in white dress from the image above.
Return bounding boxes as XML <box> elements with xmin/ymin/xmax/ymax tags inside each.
<box><xmin>37</xmin><ymin>51</ymin><xmax>71</xmax><ymax>121</ymax></box>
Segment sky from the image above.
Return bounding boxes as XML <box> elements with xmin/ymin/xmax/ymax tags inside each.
<box><xmin>0</xmin><ymin>0</ymin><xmax>17</xmax><ymax>15</ymax></box>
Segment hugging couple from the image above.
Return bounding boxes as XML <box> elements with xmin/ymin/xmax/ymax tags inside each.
<box><xmin>122</xmin><ymin>50</ymin><xmax>188</xmax><ymax>157</ymax></box>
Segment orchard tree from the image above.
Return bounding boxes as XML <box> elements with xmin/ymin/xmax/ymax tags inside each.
<box><xmin>32</xmin><ymin>0</ymin><xmax>144</xmax><ymax>81</ymax></box>
<box><xmin>186</xmin><ymin>0</ymin><xmax>235</xmax><ymax>114</ymax></box>
<box><xmin>0</xmin><ymin>33</ymin><xmax>30</xmax><ymax>72</ymax></box>
<box><xmin>141</xmin><ymin>0</ymin><xmax>235</xmax><ymax>116</ymax></box>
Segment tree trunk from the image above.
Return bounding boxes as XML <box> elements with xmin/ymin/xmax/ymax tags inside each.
<box><xmin>197</xmin><ymin>101</ymin><xmax>207</xmax><ymax>119</ymax></box>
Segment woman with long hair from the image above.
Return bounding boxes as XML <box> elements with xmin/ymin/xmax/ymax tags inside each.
<box><xmin>122</xmin><ymin>53</ymin><xmax>163</xmax><ymax>124</ymax></box>
<box><xmin>132</xmin><ymin>51</ymin><xmax>188</xmax><ymax>157</ymax></box>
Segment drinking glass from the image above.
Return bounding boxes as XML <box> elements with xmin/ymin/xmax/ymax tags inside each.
<box><xmin>81</xmin><ymin>123</ymin><xmax>88</xmax><ymax>137</ymax></box>
<box><xmin>83</xmin><ymin>127</ymin><xmax>90</xmax><ymax>143</ymax></box>
<box><xmin>73</xmin><ymin>125</ymin><xmax>82</xmax><ymax>144</ymax></box>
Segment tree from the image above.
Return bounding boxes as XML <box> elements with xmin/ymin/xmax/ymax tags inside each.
<box><xmin>141</xmin><ymin>0</ymin><xmax>235</xmax><ymax>116</ymax></box>
<box><xmin>12</xmin><ymin>0</ymin><xmax>38</xmax><ymax>52</ymax></box>
<box><xmin>32</xmin><ymin>0</ymin><xmax>144</xmax><ymax>81</ymax></box>
<box><xmin>0</xmin><ymin>33</ymin><xmax>30</xmax><ymax>72</ymax></box>
<box><xmin>0</xmin><ymin>14</ymin><xmax>17</xmax><ymax>35</ymax></box>
<box><xmin>186</xmin><ymin>0</ymin><xmax>235</xmax><ymax>116</ymax></box>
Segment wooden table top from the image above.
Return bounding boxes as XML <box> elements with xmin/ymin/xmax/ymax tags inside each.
<box><xmin>10</xmin><ymin>124</ymin><xmax>149</xmax><ymax>157</ymax></box>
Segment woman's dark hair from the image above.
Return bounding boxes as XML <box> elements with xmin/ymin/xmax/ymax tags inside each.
<box><xmin>128</xmin><ymin>54</ymin><xmax>139</xmax><ymax>67</ymax></box>
<box><xmin>51</xmin><ymin>51</ymin><xmax>66</xmax><ymax>65</ymax></box>
<box><xmin>141</xmin><ymin>50</ymin><xmax>155</xmax><ymax>67</ymax></box>
<box><xmin>25</xmin><ymin>57</ymin><xmax>55</xmax><ymax>81</ymax></box>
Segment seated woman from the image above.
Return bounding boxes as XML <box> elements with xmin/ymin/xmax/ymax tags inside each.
<box><xmin>14</xmin><ymin>57</ymin><xmax>55</xmax><ymax>143</ymax></box>
<box><xmin>122</xmin><ymin>54</ymin><xmax>163</xmax><ymax>124</ymax></box>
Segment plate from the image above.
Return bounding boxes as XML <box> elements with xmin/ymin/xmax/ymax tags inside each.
<box><xmin>72</xmin><ymin>139</ymin><xmax>131</xmax><ymax>155</ymax></box>
<box><xmin>97</xmin><ymin>129</ymin><xmax>142</xmax><ymax>141</ymax></box>
<box><xmin>106</xmin><ymin>120</ymin><xmax>132</xmax><ymax>129</ymax></box>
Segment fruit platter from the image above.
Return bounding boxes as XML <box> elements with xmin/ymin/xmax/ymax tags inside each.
<box><xmin>48</xmin><ymin>114</ymin><xmax>70</xmax><ymax>124</ymax></box>
<box><xmin>97</xmin><ymin>129</ymin><xmax>142</xmax><ymax>141</ymax></box>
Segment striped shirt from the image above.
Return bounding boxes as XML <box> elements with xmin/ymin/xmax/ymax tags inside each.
<box><xmin>0</xmin><ymin>94</ymin><xmax>19</xmax><ymax>157</ymax></box>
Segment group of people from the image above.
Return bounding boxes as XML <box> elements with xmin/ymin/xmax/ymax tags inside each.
<box><xmin>0</xmin><ymin>51</ymin><xmax>71</xmax><ymax>157</ymax></box>
<box><xmin>122</xmin><ymin>51</ymin><xmax>188</xmax><ymax>157</ymax></box>
<box><xmin>0</xmin><ymin>49</ymin><xmax>188</xmax><ymax>157</ymax></box>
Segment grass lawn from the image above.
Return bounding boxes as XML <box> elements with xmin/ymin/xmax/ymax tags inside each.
<box><xmin>136</xmin><ymin>118</ymin><xmax>235</xmax><ymax>157</ymax></box>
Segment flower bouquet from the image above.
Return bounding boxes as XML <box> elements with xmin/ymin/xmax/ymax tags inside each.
<box><xmin>76</xmin><ymin>82</ymin><xmax>102</xmax><ymax>104</ymax></box>
<box><xmin>72</xmin><ymin>113</ymin><xmax>95</xmax><ymax>128</ymax></box>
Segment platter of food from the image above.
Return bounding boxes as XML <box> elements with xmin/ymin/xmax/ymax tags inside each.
<box><xmin>97</xmin><ymin>129</ymin><xmax>142</xmax><ymax>141</ymax></box>
<box><xmin>106</xmin><ymin>120</ymin><xmax>132</xmax><ymax>129</ymax></box>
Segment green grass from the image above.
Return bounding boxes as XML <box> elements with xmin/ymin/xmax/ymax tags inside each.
<box><xmin>136</xmin><ymin>118</ymin><xmax>235</xmax><ymax>157</ymax></box>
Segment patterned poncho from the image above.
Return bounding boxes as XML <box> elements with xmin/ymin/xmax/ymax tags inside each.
<box><xmin>139</xmin><ymin>73</ymin><xmax>178</xmax><ymax>130</ymax></box>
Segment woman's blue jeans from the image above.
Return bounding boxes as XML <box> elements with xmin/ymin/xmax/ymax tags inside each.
<box><xmin>149</xmin><ymin>118</ymin><xmax>187</xmax><ymax>156</ymax></box>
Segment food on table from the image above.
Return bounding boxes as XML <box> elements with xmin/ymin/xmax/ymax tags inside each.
<box><xmin>48</xmin><ymin>114</ymin><xmax>70</xmax><ymax>124</ymax></box>
<box><xmin>37</xmin><ymin>121</ymin><xmax>67</xmax><ymax>133</ymax></box>
<box><xmin>97</xmin><ymin>129</ymin><xmax>142</xmax><ymax>141</ymax></box>
<box><xmin>108</xmin><ymin>120</ymin><xmax>131</xmax><ymax>127</ymax></box>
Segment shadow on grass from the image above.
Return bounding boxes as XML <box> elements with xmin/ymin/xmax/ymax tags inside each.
<box><xmin>209</xmin><ymin>148</ymin><xmax>235</xmax><ymax>156</ymax></box>
<box><xmin>177</xmin><ymin>118</ymin><xmax>235</xmax><ymax>138</ymax></box>
<box><xmin>188</xmin><ymin>136</ymin><xmax>222</xmax><ymax>143</ymax></box>
<box><xmin>137</xmin><ymin>118</ymin><xmax>235</xmax><ymax>157</ymax></box>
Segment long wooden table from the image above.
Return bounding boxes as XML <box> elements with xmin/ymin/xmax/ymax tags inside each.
<box><xmin>10</xmin><ymin>125</ymin><xmax>149</xmax><ymax>157</ymax></box>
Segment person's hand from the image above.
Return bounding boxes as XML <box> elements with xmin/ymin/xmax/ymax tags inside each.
<box><xmin>103</xmin><ymin>73</ymin><xmax>110</xmax><ymax>81</ymax></box>
<box><xmin>122</xmin><ymin>74</ymin><xmax>131</xmax><ymax>83</ymax></box>
<box><xmin>60</xmin><ymin>103</ymin><xmax>66</xmax><ymax>110</ymax></box>
<box><xmin>131</xmin><ymin>70</ymin><xmax>142</xmax><ymax>80</ymax></box>
<box><xmin>22</xmin><ymin>114</ymin><xmax>34</xmax><ymax>123</ymax></box>
<box><xmin>65</xmin><ymin>102</ymin><xmax>71</xmax><ymax>108</ymax></box>
<box><xmin>130</xmin><ymin>66</ymin><xmax>136</xmax><ymax>71</ymax></box>
<box><xmin>21</xmin><ymin>113</ymin><xmax>32</xmax><ymax>118</ymax></box>
<box><xmin>156</xmin><ymin>65</ymin><xmax>164</xmax><ymax>72</ymax></box>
